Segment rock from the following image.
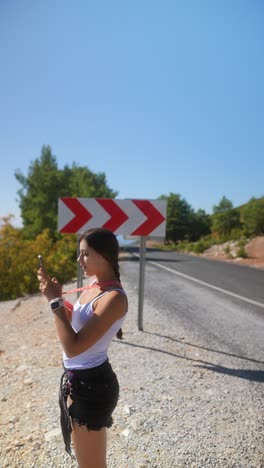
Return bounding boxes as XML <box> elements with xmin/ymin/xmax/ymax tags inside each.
<box><xmin>14</xmin><ymin>440</ymin><xmax>25</xmax><ymax>447</ymax></box>
<box><xmin>121</xmin><ymin>428</ymin><xmax>130</xmax><ymax>437</ymax></box>
<box><xmin>11</xmin><ymin>299</ymin><xmax>21</xmax><ymax>310</ymax></box>
<box><xmin>23</xmin><ymin>378</ymin><xmax>33</xmax><ymax>385</ymax></box>
<box><xmin>17</xmin><ymin>364</ymin><xmax>30</xmax><ymax>371</ymax></box>
<box><xmin>123</xmin><ymin>405</ymin><xmax>131</xmax><ymax>415</ymax></box>
<box><xmin>9</xmin><ymin>416</ymin><xmax>19</xmax><ymax>423</ymax></box>
<box><xmin>44</xmin><ymin>428</ymin><xmax>61</xmax><ymax>442</ymax></box>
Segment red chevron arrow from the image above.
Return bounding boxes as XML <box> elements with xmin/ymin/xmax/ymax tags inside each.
<box><xmin>60</xmin><ymin>198</ymin><xmax>92</xmax><ymax>233</ymax></box>
<box><xmin>97</xmin><ymin>198</ymin><xmax>129</xmax><ymax>231</ymax></box>
<box><xmin>131</xmin><ymin>200</ymin><xmax>165</xmax><ymax>236</ymax></box>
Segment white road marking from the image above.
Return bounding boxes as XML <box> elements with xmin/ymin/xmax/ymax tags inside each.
<box><xmin>147</xmin><ymin>260</ymin><xmax>264</xmax><ymax>309</ymax></box>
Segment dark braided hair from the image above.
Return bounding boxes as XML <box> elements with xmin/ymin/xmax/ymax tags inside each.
<box><xmin>79</xmin><ymin>228</ymin><xmax>124</xmax><ymax>339</ymax></box>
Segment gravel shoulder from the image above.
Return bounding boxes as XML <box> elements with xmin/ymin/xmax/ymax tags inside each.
<box><xmin>0</xmin><ymin>264</ymin><xmax>263</xmax><ymax>467</ymax></box>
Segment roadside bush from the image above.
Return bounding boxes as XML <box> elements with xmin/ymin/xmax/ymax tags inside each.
<box><xmin>192</xmin><ymin>240</ymin><xmax>207</xmax><ymax>254</ymax></box>
<box><xmin>224</xmin><ymin>244</ymin><xmax>231</xmax><ymax>255</ymax></box>
<box><xmin>175</xmin><ymin>240</ymin><xmax>193</xmax><ymax>252</ymax></box>
<box><xmin>0</xmin><ymin>218</ymin><xmax>77</xmax><ymax>300</ymax></box>
<box><xmin>236</xmin><ymin>238</ymin><xmax>248</xmax><ymax>258</ymax></box>
<box><xmin>236</xmin><ymin>246</ymin><xmax>248</xmax><ymax>258</ymax></box>
<box><xmin>48</xmin><ymin>234</ymin><xmax>77</xmax><ymax>284</ymax></box>
<box><xmin>229</xmin><ymin>228</ymin><xmax>244</xmax><ymax>240</ymax></box>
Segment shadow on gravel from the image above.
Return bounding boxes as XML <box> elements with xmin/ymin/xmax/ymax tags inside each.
<box><xmin>194</xmin><ymin>364</ymin><xmax>264</xmax><ymax>382</ymax></box>
<box><xmin>113</xmin><ymin>339</ymin><xmax>184</xmax><ymax>360</ymax></box>
<box><xmin>114</xmin><ymin>335</ymin><xmax>264</xmax><ymax>383</ymax></box>
<box><xmin>144</xmin><ymin>331</ymin><xmax>264</xmax><ymax>365</ymax></box>
<box><xmin>114</xmin><ymin>338</ymin><xmax>226</xmax><ymax>372</ymax></box>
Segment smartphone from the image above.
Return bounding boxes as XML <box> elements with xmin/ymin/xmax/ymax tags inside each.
<box><xmin>38</xmin><ymin>254</ymin><xmax>44</xmax><ymax>268</ymax></box>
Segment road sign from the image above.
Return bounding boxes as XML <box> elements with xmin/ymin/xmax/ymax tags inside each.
<box><xmin>58</xmin><ymin>198</ymin><xmax>167</xmax><ymax>237</ymax></box>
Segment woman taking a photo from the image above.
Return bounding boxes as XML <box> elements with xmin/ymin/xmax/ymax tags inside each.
<box><xmin>37</xmin><ymin>228</ymin><xmax>128</xmax><ymax>468</ymax></box>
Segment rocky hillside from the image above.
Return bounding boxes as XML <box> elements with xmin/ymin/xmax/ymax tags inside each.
<box><xmin>201</xmin><ymin>236</ymin><xmax>264</xmax><ymax>269</ymax></box>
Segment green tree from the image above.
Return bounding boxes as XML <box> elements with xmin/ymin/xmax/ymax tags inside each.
<box><xmin>15</xmin><ymin>145</ymin><xmax>118</xmax><ymax>239</ymax></box>
<box><xmin>15</xmin><ymin>146</ymin><xmax>61</xmax><ymax>239</ymax></box>
<box><xmin>63</xmin><ymin>163</ymin><xmax>114</xmax><ymax>198</ymax></box>
<box><xmin>160</xmin><ymin>193</ymin><xmax>193</xmax><ymax>242</ymax></box>
<box><xmin>189</xmin><ymin>209</ymin><xmax>211</xmax><ymax>241</ymax></box>
<box><xmin>213</xmin><ymin>196</ymin><xmax>233</xmax><ymax>214</ymax></box>
<box><xmin>212</xmin><ymin>196</ymin><xmax>241</xmax><ymax>237</ymax></box>
<box><xmin>241</xmin><ymin>197</ymin><xmax>264</xmax><ymax>236</ymax></box>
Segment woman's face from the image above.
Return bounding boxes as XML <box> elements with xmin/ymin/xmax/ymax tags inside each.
<box><xmin>78</xmin><ymin>239</ymin><xmax>104</xmax><ymax>276</ymax></box>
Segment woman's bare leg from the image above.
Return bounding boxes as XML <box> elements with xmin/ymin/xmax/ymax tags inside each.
<box><xmin>71</xmin><ymin>423</ymin><xmax>107</xmax><ymax>468</ymax></box>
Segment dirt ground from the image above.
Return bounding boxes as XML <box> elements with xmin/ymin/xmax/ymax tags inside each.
<box><xmin>241</xmin><ymin>235</ymin><xmax>264</xmax><ymax>267</ymax></box>
<box><xmin>201</xmin><ymin>236</ymin><xmax>264</xmax><ymax>269</ymax></box>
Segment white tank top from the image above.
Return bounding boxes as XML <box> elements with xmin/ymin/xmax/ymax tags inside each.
<box><xmin>63</xmin><ymin>288</ymin><xmax>127</xmax><ymax>370</ymax></box>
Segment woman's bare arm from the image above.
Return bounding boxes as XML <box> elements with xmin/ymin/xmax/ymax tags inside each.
<box><xmin>52</xmin><ymin>291</ymin><xmax>126</xmax><ymax>357</ymax></box>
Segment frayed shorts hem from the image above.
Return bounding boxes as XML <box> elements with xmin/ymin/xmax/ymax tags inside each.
<box><xmin>70</xmin><ymin>416</ymin><xmax>114</xmax><ymax>431</ymax></box>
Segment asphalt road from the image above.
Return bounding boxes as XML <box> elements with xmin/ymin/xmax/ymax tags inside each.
<box><xmin>120</xmin><ymin>248</ymin><xmax>264</xmax><ymax>366</ymax></box>
<box><xmin>144</xmin><ymin>248</ymin><xmax>264</xmax><ymax>307</ymax></box>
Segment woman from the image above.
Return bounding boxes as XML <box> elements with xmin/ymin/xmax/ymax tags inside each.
<box><xmin>37</xmin><ymin>228</ymin><xmax>128</xmax><ymax>468</ymax></box>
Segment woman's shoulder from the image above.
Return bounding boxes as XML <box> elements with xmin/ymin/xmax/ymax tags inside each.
<box><xmin>93</xmin><ymin>288</ymin><xmax>127</xmax><ymax>318</ymax></box>
<box><xmin>98</xmin><ymin>287</ymin><xmax>127</xmax><ymax>301</ymax></box>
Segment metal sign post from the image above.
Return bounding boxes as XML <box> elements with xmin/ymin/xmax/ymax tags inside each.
<box><xmin>76</xmin><ymin>237</ymin><xmax>83</xmax><ymax>297</ymax></box>
<box><xmin>138</xmin><ymin>237</ymin><xmax>146</xmax><ymax>331</ymax></box>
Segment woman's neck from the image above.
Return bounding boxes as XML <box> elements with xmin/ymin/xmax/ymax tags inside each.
<box><xmin>94</xmin><ymin>274</ymin><xmax>120</xmax><ymax>284</ymax></box>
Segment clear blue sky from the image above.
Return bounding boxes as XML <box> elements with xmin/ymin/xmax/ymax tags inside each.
<box><xmin>1</xmin><ymin>0</ymin><xmax>263</xmax><ymax>226</ymax></box>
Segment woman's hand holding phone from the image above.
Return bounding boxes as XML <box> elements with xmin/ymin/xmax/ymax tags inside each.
<box><xmin>37</xmin><ymin>255</ymin><xmax>62</xmax><ymax>301</ymax></box>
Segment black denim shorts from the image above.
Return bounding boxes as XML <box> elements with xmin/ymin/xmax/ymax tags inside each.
<box><xmin>59</xmin><ymin>359</ymin><xmax>119</xmax><ymax>455</ymax></box>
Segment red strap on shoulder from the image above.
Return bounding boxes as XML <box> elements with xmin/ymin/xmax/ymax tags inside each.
<box><xmin>62</xmin><ymin>280</ymin><xmax>122</xmax><ymax>296</ymax></box>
